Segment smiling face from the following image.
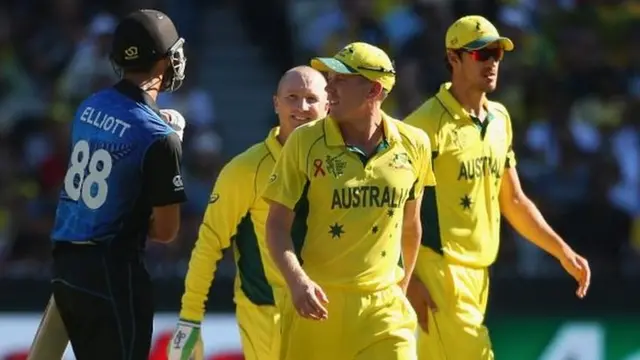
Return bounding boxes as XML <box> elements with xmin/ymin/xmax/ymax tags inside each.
<box><xmin>449</xmin><ymin>42</ymin><xmax>504</xmax><ymax>93</ymax></box>
<box><xmin>325</xmin><ymin>72</ymin><xmax>383</xmax><ymax>121</ymax></box>
<box><xmin>273</xmin><ymin>67</ymin><xmax>329</xmax><ymax>141</ymax></box>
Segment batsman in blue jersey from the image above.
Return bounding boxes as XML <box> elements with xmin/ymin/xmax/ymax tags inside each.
<box><xmin>49</xmin><ymin>9</ymin><xmax>188</xmax><ymax>360</ymax></box>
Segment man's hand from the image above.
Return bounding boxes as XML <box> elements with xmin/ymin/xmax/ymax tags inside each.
<box><xmin>167</xmin><ymin>319</ymin><xmax>201</xmax><ymax>360</ymax></box>
<box><xmin>558</xmin><ymin>248</ymin><xmax>591</xmax><ymax>298</ymax></box>
<box><xmin>406</xmin><ymin>276</ymin><xmax>437</xmax><ymax>333</ymax></box>
<box><xmin>289</xmin><ymin>275</ymin><xmax>329</xmax><ymax>321</ymax></box>
<box><xmin>398</xmin><ymin>278</ymin><xmax>411</xmax><ymax>294</ymax></box>
<box><xmin>161</xmin><ymin>109</ymin><xmax>186</xmax><ymax>141</ymax></box>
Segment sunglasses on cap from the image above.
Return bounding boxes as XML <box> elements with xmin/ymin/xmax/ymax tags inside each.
<box><xmin>357</xmin><ymin>65</ymin><xmax>396</xmax><ymax>74</ymax></box>
<box><xmin>460</xmin><ymin>47</ymin><xmax>504</xmax><ymax>62</ymax></box>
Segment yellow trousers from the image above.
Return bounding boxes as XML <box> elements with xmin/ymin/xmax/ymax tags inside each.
<box><xmin>278</xmin><ymin>285</ymin><xmax>417</xmax><ymax>360</ymax></box>
<box><xmin>415</xmin><ymin>249</ymin><xmax>493</xmax><ymax>360</ymax></box>
<box><xmin>236</xmin><ymin>301</ymin><xmax>280</xmax><ymax>360</ymax></box>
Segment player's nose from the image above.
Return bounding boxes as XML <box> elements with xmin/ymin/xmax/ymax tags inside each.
<box><xmin>325</xmin><ymin>81</ymin><xmax>336</xmax><ymax>94</ymax></box>
<box><xmin>484</xmin><ymin>63</ymin><xmax>498</xmax><ymax>73</ymax></box>
<box><xmin>299</xmin><ymin>98</ymin><xmax>311</xmax><ymax>111</ymax></box>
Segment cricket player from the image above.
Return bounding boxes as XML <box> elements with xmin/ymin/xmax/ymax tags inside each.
<box><xmin>49</xmin><ymin>9</ymin><xmax>187</xmax><ymax>360</ymax></box>
<box><xmin>263</xmin><ymin>42</ymin><xmax>435</xmax><ymax>360</ymax></box>
<box><xmin>403</xmin><ymin>15</ymin><xmax>592</xmax><ymax>360</ymax></box>
<box><xmin>167</xmin><ymin>66</ymin><xmax>329</xmax><ymax>360</ymax></box>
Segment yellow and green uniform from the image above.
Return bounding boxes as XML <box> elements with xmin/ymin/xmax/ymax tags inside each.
<box><xmin>404</xmin><ymin>82</ymin><xmax>516</xmax><ymax>360</ymax></box>
<box><xmin>262</xmin><ymin>113</ymin><xmax>435</xmax><ymax>360</ymax></box>
<box><xmin>180</xmin><ymin>127</ymin><xmax>285</xmax><ymax>360</ymax></box>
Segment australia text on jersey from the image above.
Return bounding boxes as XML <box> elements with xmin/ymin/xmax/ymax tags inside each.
<box><xmin>331</xmin><ymin>186</ymin><xmax>412</xmax><ymax>209</ymax></box>
<box><xmin>458</xmin><ymin>155</ymin><xmax>504</xmax><ymax>181</ymax></box>
<box><xmin>79</xmin><ymin>106</ymin><xmax>132</xmax><ymax>138</ymax></box>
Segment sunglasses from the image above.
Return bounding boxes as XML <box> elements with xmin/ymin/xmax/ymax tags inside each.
<box><xmin>461</xmin><ymin>47</ymin><xmax>504</xmax><ymax>62</ymax></box>
<box><xmin>357</xmin><ymin>65</ymin><xmax>396</xmax><ymax>75</ymax></box>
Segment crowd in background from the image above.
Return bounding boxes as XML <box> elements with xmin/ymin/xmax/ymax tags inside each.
<box><xmin>0</xmin><ymin>0</ymin><xmax>638</xmax><ymax>281</ymax></box>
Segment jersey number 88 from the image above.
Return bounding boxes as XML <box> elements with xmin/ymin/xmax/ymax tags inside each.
<box><xmin>63</xmin><ymin>140</ymin><xmax>113</xmax><ymax>210</ymax></box>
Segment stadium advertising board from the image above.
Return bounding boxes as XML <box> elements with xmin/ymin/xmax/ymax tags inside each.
<box><xmin>490</xmin><ymin>318</ymin><xmax>640</xmax><ymax>360</ymax></box>
<box><xmin>0</xmin><ymin>314</ymin><xmax>638</xmax><ymax>359</ymax></box>
<box><xmin>0</xmin><ymin>314</ymin><xmax>241</xmax><ymax>360</ymax></box>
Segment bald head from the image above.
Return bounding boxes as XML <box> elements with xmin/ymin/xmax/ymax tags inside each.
<box><xmin>276</xmin><ymin>65</ymin><xmax>327</xmax><ymax>95</ymax></box>
<box><xmin>273</xmin><ymin>65</ymin><xmax>329</xmax><ymax>143</ymax></box>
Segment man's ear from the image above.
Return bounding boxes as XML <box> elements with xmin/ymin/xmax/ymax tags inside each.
<box><xmin>368</xmin><ymin>81</ymin><xmax>384</xmax><ymax>100</ymax></box>
<box><xmin>446</xmin><ymin>50</ymin><xmax>461</xmax><ymax>67</ymax></box>
<box><xmin>153</xmin><ymin>57</ymin><xmax>171</xmax><ymax>77</ymax></box>
<box><xmin>273</xmin><ymin>95</ymin><xmax>279</xmax><ymax>114</ymax></box>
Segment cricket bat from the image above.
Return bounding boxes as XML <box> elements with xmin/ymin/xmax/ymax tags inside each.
<box><xmin>27</xmin><ymin>295</ymin><xmax>69</xmax><ymax>360</ymax></box>
<box><xmin>190</xmin><ymin>335</ymin><xmax>204</xmax><ymax>360</ymax></box>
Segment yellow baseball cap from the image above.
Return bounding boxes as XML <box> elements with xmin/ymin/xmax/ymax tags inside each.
<box><xmin>446</xmin><ymin>15</ymin><xmax>514</xmax><ymax>51</ymax></box>
<box><xmin>310</xmin><ymin>42</ymin><xmax>396</xmax><ymax>92</ymax></box>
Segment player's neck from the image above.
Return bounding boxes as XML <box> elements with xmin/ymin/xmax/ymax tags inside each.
<box><xmin>338</xmin><ymin>108</ymin><xmax>383</xmax><ymax>151</ymax></box>
<box><xmin>276</xmin><ymin>132</ymin><xmax>287</xmax><ymax>146</ymax></box>
<box><xmin>142</xmin><ymin>87</ymin><xmax>159</xmax><ymax>102</ymax></box>
<box><xmin>122</xmin><ymin>74</ymin><xmax>161</xmax><ymax>102</ymax></box>
<box><xmin>449</xmin><ymin>81</ymin><xmax>487</xmax><ymax>119</ymax></box>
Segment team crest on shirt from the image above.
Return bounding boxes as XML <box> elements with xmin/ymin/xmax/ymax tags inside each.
<box><xmin>325</xmin><ymin>154</ymin><xmax>347</xmax><ymax>178</ymax></box>
<box><xmin>388</xmin><ymin>152</ymin><xmax>412</xmax><ymax>170</ymax></box>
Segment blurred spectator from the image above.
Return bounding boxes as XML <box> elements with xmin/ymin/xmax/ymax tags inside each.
<box><xmin>157</xmin><ymin>61</ymin><xmax>217</xmax><ymax>131</ymax></box>
<box><xmin>302</xmin><ymin>0</ymin><xmax>391</xmax><ymax>57</ymax></box>
<box><xmin>608</xmin><ymin>100</ymin><xmax>640</xmax><ymax>217</ymax></box>
<box><xmin>182</xmin><ymin>130</ymin><xmax>224</xmax><ymax>217</ymax></box>
<box><xmin>22</xmin><ymin>0</ymin><xmax>85</xmax><ymax>93</ymax></box>
<box><xmin>0</xmin><ymin>9</ymin><xmax>41</xmax><ymax>134</ymax></box>
<box><xmin>57</xmin><ymin>12</ymin><xmax>120</xmax><ymax>105</ymax></box>
<box><xmin>395</xmin><ymin>1</ymin><xmax>453</xmax><ymax>115</ymax></box>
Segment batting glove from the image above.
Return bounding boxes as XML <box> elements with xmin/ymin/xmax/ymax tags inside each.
<box><xmin>160</xmin><ymin>109</ymin><xmax>186</xmax><ymax>142</ymax></box>
<box><xmin>167</xmin><ymin>319</ymin><xmax>201</xmax><ymax>360</ymax></box>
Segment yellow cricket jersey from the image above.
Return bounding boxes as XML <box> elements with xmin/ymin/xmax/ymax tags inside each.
<box><xmin>262</xmin><ymin>113</ymin><xmax>435</xmax><ymax>291</ymax></box>
<box><xmin>404</xmin><ymin>82</ymin><xmax>517</xmax><ymax>267</ymax></box>
<box><xmin>180</xmin><ymin>127</ymin><xmax>285</xmax><ymax>322</ymax></box>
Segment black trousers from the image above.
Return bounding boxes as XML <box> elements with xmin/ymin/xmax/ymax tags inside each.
<box><xmin>51</xmin><ymin>243</ymin><xmax>154</xmax><ymax>360</ymax></box>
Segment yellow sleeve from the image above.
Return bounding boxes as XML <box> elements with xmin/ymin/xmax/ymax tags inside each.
<box><xmin>422</xmin><ymin>133</ymin><xmax>437</xmax><ymax>188</ymax></box>
<box><xmin>490</xmin><ymin>102</ymin><xmax>517</xmax><ymax>169</ymax></box>
<box><xmin>180</xmin><ymin>159</ymin><xmax>254</xmax><ymax>322</ymax></box>
<box><xmin>410</xmin><ymin>129</ymin><xmax>436</xmax><ymax>200</ymax></box>
<box><xmin>403</xmin><ymin>107</ymin><xmax>422</xmax><ymax>128</ymax></box>
<box><xmin>506</xmin><ymin>116</ymin><xmax>517</xmax><ymax>169</ymax></box>
<box><xmin>404</xmin><ymin>102</ymin><xmax>439</xmax><ymax>155</ymax></box>
<box><xmin>262</xmin><ymin>130</ymin><xmax>308</xmax><ymax>209</ymax></box>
